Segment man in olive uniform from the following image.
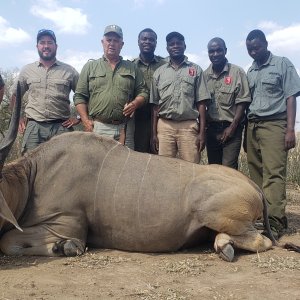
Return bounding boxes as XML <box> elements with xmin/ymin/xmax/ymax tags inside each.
<box><xmin>131</xmin><ymin>28</ymin><xmax>166</xmax><ymax>153</ymax></box>
<box><xmin>150</xmin><ymin>32</ymin><xmax>210</xmax><ymax>163</ymax></box>
<box><xmin>204</xmin><ymin>37</ymin><xmax>251</xmax><ymax>169</ymax></box>
<box><xmin>11</xmin><ymin>29</ymin><xmax>80</xmax><ymax>154</ymax></box>
<box><xmin>245</xmin><ymin>29</ymin><xmax>300</xmax><ymax>239</ymax></box>
<box><xmin>0</xmin><ymin>74</ymin><xmax>4</xmax><ymax>104</ymax></box>
<box><xmin>74</xmin><ymin>25</ymin><xmax>148</xmax><ymax>148</ymax></box>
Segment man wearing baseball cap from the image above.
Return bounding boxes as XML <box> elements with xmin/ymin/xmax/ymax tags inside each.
<box><xmin>10</xmin><ymin>29</ymin><xmax>80</xmax><ymax>154</ymax></box>
<box><xmin>74</xmin><ymin>25</ymin><xmax>148</xmax><ymax>148</ymax></box>
<box><xmin>150</xmin><ymin>31</ymin><xmax>210</xmax><ymax>163</ymax></box>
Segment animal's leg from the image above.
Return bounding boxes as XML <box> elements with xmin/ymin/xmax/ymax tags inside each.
<box><xmin>0</xmin><ymin>226</ymin><xmax>86</xmax><ymax>257</ymax></box>
<box><xmin>214</xmin><ymin>230</ymin><xmax>273</xmax><ymax>262</ymax></box>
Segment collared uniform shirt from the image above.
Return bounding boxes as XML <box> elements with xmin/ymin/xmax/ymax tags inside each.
<box><xmin>132</xmin><ymin>55</ymin><xmax>166</xmax><ymax>120</ymax></box>
<box><xmin>74</xmin><ymin>56</ymin><xmax>149</xmax><ymax>123</ymax></box>
<box><xmin>0</xmin><ymin>74</ymin><xmax>4</xmax><ymax>89</ymax></box>
<box><xmin>204</xmin><ymin>62</ymin><xmax>251</xmax><ymax>122</ymax></box>
<box><xmin>247</xmin><ymin>52</ymin><xmax>300</xmax><ymax>120</ymax></box>
<box><xmin>150</xmin><ymin>56</ymin><xmax>210</xmax><ymax>121</ymax></box>
<box><xmin>13</xmin><ymin>60</ymin><xmax>79</xmax><ymax>121</ymax></box>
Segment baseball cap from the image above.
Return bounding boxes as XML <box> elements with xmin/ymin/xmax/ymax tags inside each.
<box><xmin>166</xmin><ymin>31</ymin><xmax>185</xmax><ymax>43</ymax></box>
<box><xmin>104</xmin><ymin>25</ymin><xmax>123</xmax><ymax>38</ymax></box>
<box><xmin>37</xmin><ymin>29</ymin><xmax>56</xmax><ymax>43</ymax></box>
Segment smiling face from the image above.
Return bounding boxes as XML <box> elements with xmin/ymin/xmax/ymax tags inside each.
<box><xmin>102</xmin><ymin>33</ymin><xmax>124</xmax><ymax>60</ymax></box>
<box><xmin>37</xmin><ymin>35</ymin><xmax>57</xmax><ymax>62</ymax></box>
<box><xmin>208</xmin><ymin>39</ymin><xmax>227</xmax><ymax>67</ymax></box>
<box><xmin>138</xmin><ymin>31</ymin><xmax>157</xmax><ymax>55</ymax></box>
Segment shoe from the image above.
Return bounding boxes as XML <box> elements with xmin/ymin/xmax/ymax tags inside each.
<box><xmin>262</xmin><ymin>225</ymin><xmax>286</xmax><ymax>240</ymax></box>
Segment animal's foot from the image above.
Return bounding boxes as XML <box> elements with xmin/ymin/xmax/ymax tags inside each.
<box><xmin>52</xmin><ymin>239</ymin><xmax>85</xmax><ymax>256</ymax></box>
<box><xmin>217</xmin><ymin>243</ymin><xmax>234</xmax><ymax>262</ymax></box>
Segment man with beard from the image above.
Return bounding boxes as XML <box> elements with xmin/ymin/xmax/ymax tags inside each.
<box><xmin>131</xmin><ymin>28</ymin><xmax>166</xmax><ymax>153</ymax></box>
<box><xmin>11</xmin><ymin>29</ymin><xmax>79</xmax><ymax>154</ymax></box>
<box><xmin>204</xmin><ymin>37</ymin><xmax>251</xmax><ymax>169</ymax></box>
<box><xmin>150</xmin><ymin>32</ymin><xmax>210</xmax><ymax>163</ymax></box>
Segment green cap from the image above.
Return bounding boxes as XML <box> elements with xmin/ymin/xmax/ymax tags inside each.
<box><xmin>104</xmin><ymin>25</ymin><xmax>123</xmax><ymax>38</ymax></box>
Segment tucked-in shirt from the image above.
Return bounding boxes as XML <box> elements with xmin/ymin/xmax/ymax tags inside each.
<box><xmin>150</xmin><ymin>56</ymin><xmax>210</xmax><ymax>121</ymax></box>
<box><xmin>13</xmin><ymin>60</ymin><xmax>79</xmax><ymax>121</ymax></box>
<box><xmin>204</xmin><ymin>62</ymin><xmax>251</xmax><ymax>122</ymax></box>
<box><xmin>74</xmin><ymin>56</ymin><xmax>149</xmax><ymax>123</ymax></box>
<box><xmin>247</xmin><ymin>52</ymin><xmax>300</xmax><ymax>120</ymax></box>
<box><xmin>132</xmin><ymin>55</ymin><xmax>166</xmax><ymax>120</ymax></box>
<box><xmin>0</xmin><ymin>74</ymin><xmax>4</xmax><ymax>89</ymax></box>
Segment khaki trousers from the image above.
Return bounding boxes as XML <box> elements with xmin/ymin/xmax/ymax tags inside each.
<box><xmin>246</xmin><ymin>119</ymin><xmax>288</xmax><ymax>227</ymax></box>
<box><xmin>157</xmin><ymin>118</ymin><xmax>200</xmax><ymax>163</ymax></box>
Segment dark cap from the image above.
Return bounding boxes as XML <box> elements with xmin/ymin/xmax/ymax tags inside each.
<box><xmin>37</xmin><ymin>29</ymin><xmax>56</xmax><ymax>43</ymax></box>
<box><xmin>166</xmin><ymin>31</ymin><xmax>185</xmax><ymax>43</ymax></box>
<box><xmin>104</xmin><ymin>25</ymin><xmax>123</xmax><ymax>38</ymax></box>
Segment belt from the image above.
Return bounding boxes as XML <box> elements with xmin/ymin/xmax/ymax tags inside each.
<box><xmin>93</xmin><ymin>116</ymin><xmax>124</xmax><ymax>125</ymax></box>
<box><xmin>27</xmin><ymin>118</ymin><xmax>65</xmax><ymax>124</ymax></box>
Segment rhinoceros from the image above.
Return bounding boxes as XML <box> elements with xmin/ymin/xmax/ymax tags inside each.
<box><xmin>0</xmin><ymin>84</ymin><xmax>276</xmax><ymax>262</ymax></box>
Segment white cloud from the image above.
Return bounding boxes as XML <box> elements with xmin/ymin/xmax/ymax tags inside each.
<box><xmin>0</xmin><ymin>16</ymin><xmax>31</xmax><ymax>47</ymax></box>
<box><xmin>266</xmin><ymin>24</ymin><xmax>300</xmax><ymax>55</ymax></box>
<box><xmin>30</xmin><ymin>0</ymin><xmax>90</xmax><ymax>34</ymax></box>
<box><xmin>257</xmin><ymin>21</ymin><xmax>282</xmax><ymax>32</ymax></box>
<box><xmin>186</xmin><ymin>51</ymin><xmax>210</xmax><ymax>69</ymax></box>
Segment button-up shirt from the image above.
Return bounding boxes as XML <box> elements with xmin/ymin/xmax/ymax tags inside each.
<box><xmin>150</xmin><ymin>56</ymin><xmax>210</xmax><ymax>121</ymax></box>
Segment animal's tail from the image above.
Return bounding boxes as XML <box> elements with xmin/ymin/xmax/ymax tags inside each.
<box><xmin>262</xmin><ymin>192</ymin><xmax>300</xmax><ymax>253</ymax></box>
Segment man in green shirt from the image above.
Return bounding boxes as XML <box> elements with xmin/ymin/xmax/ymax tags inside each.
<box><xmin>245</xmin><ymin>29</ymin><xmax>300</xmax><ymax>239</ymax></box>
<box><xmin>150</xmin><ymin>32</ymin><xmax>210</xmax><ymax>163</ymax></box>
<box><xmin>74</xmin><ymin>25</ymin><xmax>149</xmax><ymax>148</ymax></box>
<box><xmin>204</xmin><ymin>37</ymin><xmax>251</xmax><ymax>169</ymax></box>
<box><xmin>131</xmin><ymin>28</ymin><xmax>166</xmax><ymax>153</ymax></box>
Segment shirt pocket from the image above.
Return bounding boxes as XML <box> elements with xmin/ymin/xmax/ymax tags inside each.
<box><xmin>88</xmin><ymin>71</ymin><xmax>107</xmax><ymax>93</ymax></box>
<box><xmin>51</xmin><ymin>79</ymin><xmax>70</xmax><ymax>99</ymax></box>
<box><xmin>261</xmin><ymin>76</ymin><xmax>281</xmax><ymax>97</ymax></box>
<box><xmin>117</xmin><ymin>71</ymin><xmax>135</xmax><ymax>93</ymax></box>
<box><xmin>181</xmin><ymin>76</ymin><xmax>195</xmax><ymax>96</ymax></box>
<box><xmin>158</xmin><ymin>79</ymin><xmax>173</xmax><ymax>100</ymax></box>
<box><xmin>27</xmin><ymin>78</ymin><xmax>41</xmax><ymax>100</ymax></box>
<box><xmin>218</xmin><ymin>85</ymin><xmax>236</xmax><ymax>108</ymax></box>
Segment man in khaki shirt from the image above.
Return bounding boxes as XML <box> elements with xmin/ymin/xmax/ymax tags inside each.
<box><xmin>150</xmin><ymin>32</ymin><xmax>210</xmax><ymax>163</ymax></box>
<box><xmin>11</xmin><ymin>29</ymin><xmax>79</xmax><ymax>154</ymax></box>
<box><xmin>204</xmin><ymin>37</ymin><xmax>251</xmax><ymax>169</ymax></box>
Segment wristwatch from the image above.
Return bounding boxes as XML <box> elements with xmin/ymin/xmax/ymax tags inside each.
<box><xmin>76</xmin><ymin>115</ymin><xmax>81</xmax><ymax>120</ymax></box>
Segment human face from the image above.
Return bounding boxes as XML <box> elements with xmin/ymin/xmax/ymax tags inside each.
<box><xmin>102</xmin><ymin>33</ymin><xmax>124</xmax><ymax>59</ymax></box>
<box><xmin>166</xmin><ymin>37</ymin><xmax>186</xmax><ymax>59</ymax></box>
<box><xmin>37</xmin><ymin>35</ymin><xmax>57</xmax><ymax>61</ymax></box>
<box><xmin>208</xmin><ymin>40</ymin><xmax>227</xmax><ymax>67</ymax></box>
<box><xmin>138</xmin><ymin>32</ymin><xmax>157</xmax><ymax>55</ymax></box>
<box><xmin>246</xmin><ymin>38</ymin><xmax>268</xmax><ymax>64</ymax></box>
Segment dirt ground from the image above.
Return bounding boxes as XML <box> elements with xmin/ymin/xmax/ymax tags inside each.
<box><xmin>0</xmin><ymin>186</ymin><xmax>299</xmax><ymax>300</ymax></box>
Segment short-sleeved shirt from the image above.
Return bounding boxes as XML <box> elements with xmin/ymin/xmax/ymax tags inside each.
<box><xmin>247</xmin><ymin>52</ymin><xmax>300</xmax><ymax>120</ymax></box>
<box><xmin>204</xmin><ymin>62</ymin><xmax>251</xmax><ymax>122</ymax></box>
<box><xmin>74</xmin><ymin>56</ymin><xmax>149</xmax><ymax>123</ymax></box>
<box><xmin>150</xmin><ymin>56</ymin><xmax>210</xmax><ymax>121</ymax></box>
<box><xmin>0</xmin><ymin>74</ymin><xmax>4</xmax><ymax>89</ymax></box>
<box><xmin>132</xmin><ymin>55</ymin><xmax>166</xmax><ymax>120</ymax></box>
<box><xmin>13</xmin><ymin>60</ymin><xmax>79</xmax><ymax>121</ymax></box>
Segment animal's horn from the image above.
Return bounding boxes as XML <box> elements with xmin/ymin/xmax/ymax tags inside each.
<box><xmin>0</xmin><ymin>82</ymin><xmax>22</xmax><ymax>174</ymax></box>
<box><xmin>0</xmin><ymin>191</ymin><xmax>23</xmax><ymax>232</ymax></box>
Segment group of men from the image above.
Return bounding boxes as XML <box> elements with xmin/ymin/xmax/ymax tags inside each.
<box><xmin>4</xmin><ymin>25</ymin><xmax>300</xmax><ymax>240</ymax></box>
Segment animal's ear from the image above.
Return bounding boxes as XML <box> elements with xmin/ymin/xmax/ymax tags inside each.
<box><xmin>0</xmin><ymin>191</ymin><xmax>23</xmax><ymax>232</ymax></box>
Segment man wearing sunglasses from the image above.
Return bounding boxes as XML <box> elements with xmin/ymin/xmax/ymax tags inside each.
<box><xmin>11</xmin><ymin>29</ymin><xmax>80</xmax><ymax>154</ymax></box>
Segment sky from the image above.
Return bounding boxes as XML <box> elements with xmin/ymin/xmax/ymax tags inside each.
<box><xmin>1</xmin><ymin>0</ymin><xmax>300</xmax><ymax>129</ymax></box>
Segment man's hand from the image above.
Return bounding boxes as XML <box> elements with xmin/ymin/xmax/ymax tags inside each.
<box><xmin>151</xmin><ymin>134</ymin><xmax>159</xmax><ymax>154</ymax></box>
<box><xmin>82</xmin><ymin>119</ymin><xmax>94</xmax><ymax>132</ymax></box>
<box><xmin>196</xmin><ymin>132</ymin><xmax>206</xmax><ymax>152</ymax></box>
<box><xmin>123</xmin><ymin>101</ymin><xmax>137</xmax><ymax>118</ymax></box>
<box><xmin>62</xmin><ymin>118</ymin><xmax>81</xmax><ymax>129</ymax></box>
<box><xmin>18</xmin><ymin>117</ymin><xmax>26</xmax><ymax>134</ymax></box>
<box><xmin>285</xmin><ymin>129</ymin><xmax>296</xmax><ymax>150</ymax></box>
